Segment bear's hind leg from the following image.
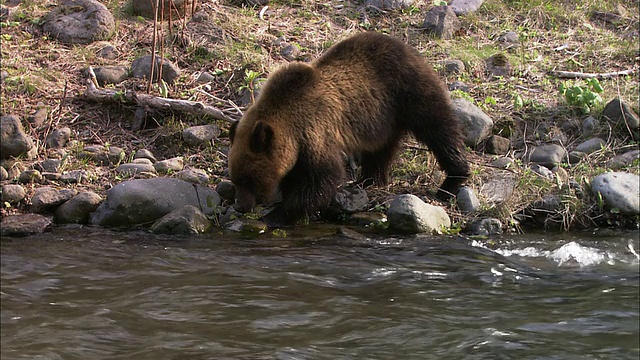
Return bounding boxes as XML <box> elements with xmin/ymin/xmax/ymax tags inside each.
<box><xmin>358</xmin><ymin>140</ymin><xmax>401</xmax><ymax>187</ymax></box>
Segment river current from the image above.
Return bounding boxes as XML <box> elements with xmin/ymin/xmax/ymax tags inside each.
<box><xmin>1</xmin><ymin>227</ymin><xmax>638</xmax><ymax>359</ymax></box>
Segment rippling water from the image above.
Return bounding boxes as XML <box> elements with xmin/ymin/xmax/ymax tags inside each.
<box><xmin>1</xmin><ymin>227</ymin><xmax>639</xmax><ymax>359</ymax></box>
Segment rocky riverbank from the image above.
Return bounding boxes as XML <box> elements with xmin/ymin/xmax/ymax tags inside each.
<box><xmin>1</xmin><ymin>0</ymin><xmax>639</xmax><ymax>237</ymax></box>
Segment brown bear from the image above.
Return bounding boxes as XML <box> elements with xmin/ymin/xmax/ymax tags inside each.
<box><xmin>228</xmin><ymin>31</ymin><xmax>469</xmax><ymax>226</ymax></box>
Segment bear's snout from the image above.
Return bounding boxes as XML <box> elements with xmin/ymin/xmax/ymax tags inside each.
<box><xmin>233</xmin><ymin>190</ymin><xmax>257</xmax><ymax>213</ymax></box>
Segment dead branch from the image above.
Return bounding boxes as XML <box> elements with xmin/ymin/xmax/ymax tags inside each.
<box><xmin>551</xmin><ymin>68</ymin><xmax>636</xmax><ymax>79</ymax></box>
<box><xmin>83</xmin><ymin>66</ymin><xmax>236</xmax><ymax>123</ymax></box>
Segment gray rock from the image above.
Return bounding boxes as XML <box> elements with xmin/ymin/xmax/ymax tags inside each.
<box><xmin>422</xmin><ymin>6</ymin><xmax>460</xmax><ymax>40</ymax></box>
<box><xmin>149</xmin><ymin>205</ymin><xmax>213</xmax><ymax>234</ymax></box>
<box><xmin>196</xmin><ymin>72</ymin><xmax>217</xmax><ymax>83</ymax></box>
<box><xmin>0</xmin><ymin>166</ymin><xmax>7</xmax><ymax>181</ymax></box>
<box><xmin>55</xmin><ymin>191</ymin><xmax>103</xmax><ymax>224</ymax></box>
<box><xmin>92</xmin><ymin>66</ymin><xmax>129</xmax><ymax>86</ymax></box>
<box><xmin>444</xmin><ymin>60</ymin><xmax>465</xmax><ymax>74</ymax></box>
<box><xmin>456</xmin><ymin>186</ymin><xmax>480</xmax><ymax>214</ymax></box>
<box><xmin>27</xmin><ymin>106</ymin><xmax>48</xmax><ymax>128</ymax></box>
<box><xmin>602</xmin><ymin>98</ymin><xmax>640</xmax><ymax>134</ymax></box>
<box><xmin>98</xmin><ymin>44</ymin><xmax>119</xmax><ymax>60</ymax></box>
<box><xmin>575</xmin><ymin>137</ymin><xmax>606</xmax><ymax>154</ymax></box>
<box><xmin>387</xmin><ymin>194</ymin><xmax>451</xmax><ymax>234</ymax></box>
<box><xmin>530</xmin><ymin>164</ymin><xmax>554</xmax><ymax>179</ymax></box>
<box><xmin>134</xmin><ymin>149</ymin><xmax>157</xmax><ymax>163</ymax></box>
<box><xmin>42</xmin><ymin>0</ymin><xmax>115</xmax><ymax>45</ymax></box>
<box><xmin>450</xmin><ymin>0</ymin><xmax>485</xmax><ymax>15</ymax></box>
<box><xmin>331</xmin><ymin>187</ymin><xmax>369</xmax><ymax>213</ymax></box>
<box><xmin>607</xmin><ymin>150</ymin><xmax>640</xmax><ymax>170</ymax></box>
<box><xmin>527</xmin><ymin>144</ymin><xmax>566</xmax><ymax>168</ymax></box>
<box><xmin>60</xmin><ymin>170</ymin><xmax>90</xmax><ymax>184</ymax></box>
<box><xmin>225</xmin><ymin>218</ymin><xmax>267</xmax><ymax>235</ymax></box>
<box><xmin>132</xmin><ymin>0</ymin><xmax>194</xmax><ymax>20</ymax></box>
<box><xmin>176</xmin><ymin>168</ymin><xmax>209</xmax><ymax>184</ymax></box>
<box><xmin>78</xmin><ymin>144</ymin><xmax>125</xmax><ymax>165</ymax></box>
<box><xmin>45</xmin><ymin>127</ymin><xmax>71</xmax><ymax>148</ymax></box>
<box><xmin>568</xmin><ymin>150</ymin><xmax>586</xmax><ymax>164</ymax></box>
<box><xmin>365</xmin><ymin>0</ymin><xmax>414</xmax><ymax>9</ymax></box>
<box><xmin>1</xmin><ymin>115</ymin><xmax>36</xmax><ymax>160</ymax></box>
<box><xmin>497</xmin><ymin>31</ymin><xmax>518</xmax><ymax>43</ymax></box>
<box><xmin>582</xmin><ymin>115</ymin><xmax>599</xmax><ymax>136</ymax></box>
<box><xmin>490</xmin><ymin>157</ymin><xmax>515</xmax><ymax>169</ymax></box>
<box><xmin>348</xmin><ymin>212</ymin><xmax>387</xmax><ymax>227</ymax></box>
<box><xmin>216</xmin><ymin>180</ymin><xmax>236</xmax><ymax>201</ymax></box>
<box><xmin>31</xmin><ymin>187</ymin><xmax>78</xmax><ymax>213</ymax></box>
<box><xmin>480</xmin><ymin>174</ymin><xmax>516</xmax><ymax>204</ymax></box>
<box><xmin>18</xmin><ymin>169</ymin><xmax>43</xmax><ymax>184</ymax></box>
<box><xmin>36</xmin><ymin>159</ymin><xmax>63</xmax><ymax>173</ymax></box>
<box><xmin>591</xmin><ymin>172</ymin><xmax>640</xmax><ymax>214</ymax></box>
<box><xmin>131</xmin><ymin>55</ymin><xmax>180</xmax><ymax>85</ymax></box>
<box><xmin>1</xmin><ymin>184</ymin><xmax>26</xmax><ymax>205</ymax></box>
<box><xmin>280</xmin><ymin>43</ymin><xmax>302</xmax><ymax>61</ymax></box>
<box><xmin>485</xmin><ymin>53</ymin><xmax>511</xmax><ymax>78</ymax></box>
<box><xmin>467</xmin><ymin>218</ymin><xmax>502</xmax><ymax>235</ymax></box>
<box><xmin>42</xmin><ymin>172</ymin><xmax>62</xmax><ymax>181</ymax></box>
<box><xmin>116</xmin><ymin>163</ymin><xmax>157</xmax><ymax>176</ymax></box>
<box><xmin>132</xmin><ymin>158</ymin><xmax>153</xmax><ymax>165</ymax></box>
<box><xmin>153</xmin><ymin>157</ymin><xmax>184</xmax><ymax>174</ymax></box>
<box><xmin>529</xmin><ymin>194</ymin><xmax>563</xmax><ymax>226</ymax></box>
<box><xmin>90</xmin><ymin>178</ymin><xmax>221</xmax><ymax>227</ymax></box>
<box><xmin>449</xmin><ymin>81</ymin><xmax>470</xmax><ymax>92</ymax></box>
<box><xmin>453</xmin><ymin>98</ymin><xmax>494</xmax><ymax>147</ymax></box>
<box><xmin>0</xmin><ymin>214</ymin><xmax>52</xmax><ymax>237</ymax></box>
<box><xmin>182</xmin><ymin>124</ymin><xmax>220</xmax><ymax>147</ymax></box>
<box><xmin>485</xmin><ymin>135</ymin><xmax>510</xmax><ymax>155</ymax></box>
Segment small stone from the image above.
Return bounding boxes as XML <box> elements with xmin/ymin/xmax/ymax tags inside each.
<box><xmin>607</xmin><ymin>150</ymin><xmax>640</xmax><ymax>170</ymax></box>
<box><xmin>497</xmin><ymin>31</ymin><xmax>518</xmax><ymax>43</ymax></box>
<box><xmin>490</xmin><ymin>157</ymin><xmax>515</xmax><ymax>169</ymax></box>
<box><xmin>60</xmin><ymin>170</ymin><xmax>90</xmax><ymax>184</ymax></box>
<box><xmin>485</xmin><ymin>53</ymin><xmax>511</xmax><ymax>78</ymax></box>
<box><xmin>422</xmin><ymin>6</ymin><xmax>460</xmax><ymax>40</ymax></box>
<box><xmin>450</xmin><ymin>0</ymin><xmax>485</xmax><ymax>16</ymax></box>
<box><xmin>134</xmin><ymin>149</ymin><xmax>157</xmax><ymax>163</ymax></box>
<box><xmin>485</xmin><ymin>135</ymin><xmax>510</xmax><ymax>155</ymax></box>
<box><xmin>331</xmin><ymin>187</ymin><xmax>369</xmax><ymax>213</ymax></box>
<box><xmin>42</xmin><ymin>0</ymin><xmax>115</xmax><ymax>45</ymax></box>
<box><xmin>575</xmin><ymin>138</ymin><xmax>606</xmax><ymax>154</ymax></box>
<box><xmin>527</xmin><ymin>144</ymin><xmax>566</xmax><ymax>169</ymax></box>
<box><xmin>0</xmin><ymin>166</ymin><xmax>7</xmax><ymax>181</ymax></box>
<box><xmin>54</xmin><ymin>191</ymin><xmax>103</xmax><ymax>224</ymax></box>
<box><xmin>582</xmin><ymin>115</ymin><xmax>599</xmax><ymax>136</ymax></box>
<box><xmin>1</xmin><ymin>184</ymin><xmax>26</xmax><ymax>205</ymax></box>
<box><xmin>216</xmin><ymin>181</ymin><xmax>236</xmax><ymax>201</ymax></box>
<box><xmin>27</xmin><ymin>106</ymin><xmax>49</xmax><ymax>128</ymax></box>
<box><xmin>131</xmin><ymin>55</ymin><xmax>181</xmax><ymax>85</ymax></box>
<box><xmin>182</xmin><ymin>124</ymin><xmax>220</xmax><ymax>147</ymax></box>
<box><xmin>387</xmin><ymin>194</ymin><xmax>451</xmax><ymax>234</ymax></box>
<box><xmin>467</xmin><ymin>218</ymin><xmax>502</xmax><ymax>235</ymax></box>
<box><xmin>444</xmin><ymin>60</ymin><xmax>465</xmax><ymax>74</ymax></box>
<box><xmin>35</xmin><ymin>159</ymin><xmax>62</xmax><ymax>173</ymax></box>
<box><xmin>92</xmin><ymin>66</ymin><xmax>129</xmax><ymax>86</ymax></box>
<box><xmin>591</xmin><ymin>172</ymin><xmax>640</xmax><ymax>215</ymax></box>
<box><xmin>149</xmin><ymin>205</ymin><xmax>213</xmax><ymax>235</ymax></box>
<box><xmin>153</xmin><ymin>157</ymin><xmax>184</xmax><ymax>174</ymax></box>
<box><xmin>98</xmin><ymin>44</ymin><xmax>119</xmax><ymax>60</ymax></box>
<box><xmin>457</xmin><ymin>186</ymin><xmax>480</xmax><ymax>214</ymax></box>
<box><xmin>530</xmin><ymin>164</ymin><xmax>553</xmax><ymax>179</ymax></box>
<box><xmin>0</xmin><ymin>213</ymin><xmax>52</xmax><ymax>237</ymax></box>
<box><xmin>45</xmin><ymin>127</ymin><xmax>71</xmax><ymax>148</ymax></box>
<box><xmin>31</xmin><ymin>187</ymin><xmax>78</xmax><ymax>213</ymax></box>
<box><xmin>116</xmin><ymin>163</ymin><xmax>157</xmax><ymax>176</ymax></box>
<box><xmin>176</xmin><ymin>168</ymin><xmax>209</xmax><ymax>184</ymax></box>
<box><xmin>449</xmin><ymin>81</ymin><xmax>470</xmax><ymax>92</ymax></box>
<box><xmin>18</xmin><ymin>169</ymin><xmax>43</xmax><ymax>184</ymax></box>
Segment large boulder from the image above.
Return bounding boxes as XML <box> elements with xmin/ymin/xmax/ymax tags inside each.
<box><xmin>1</xmin><ymin>214</ymin><xmax>52</xmax><ymax>237</ymax></box>
<box><xmin>1</xmin><ymin>115</ymin><xmax>36</xmax><ymax>159</ymax></box>
<box><xmin>42</xmin><ymin>0</ymin><xmax>115</xmax><ymax>45</ymax></box>
<box><xmin>452</xmin><ymin>98</ymin><xmax>494</xmax><ymax>148</ymax></box>
<box><xmin>387</xmin><ymin>194</ymin><xmax>451</xmax><ymax>234</ymax></box>
<box><xmin>90</xmin><ymin>178</ymin><xmax>221</xmax><ymax>227</ymax></box>
<box><xmin>591</xmin><ymin>172</ymin><xmax>640</xmax><ymax>215</ymax></box>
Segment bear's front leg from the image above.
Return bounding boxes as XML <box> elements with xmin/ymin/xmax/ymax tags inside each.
<box><xmin>263</xmin><ymin>155</ymin><xmax>345</xmax><ymax>226</ymax></box>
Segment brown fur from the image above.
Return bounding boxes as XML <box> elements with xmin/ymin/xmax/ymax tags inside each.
<box><xmin>228</xmin><ymin>32</ymin><xmax>469</xmax><ymax>225</ymax></box>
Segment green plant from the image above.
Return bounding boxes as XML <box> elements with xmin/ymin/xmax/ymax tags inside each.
<box><xmin>558</xmin><ymin>78</ymin><xmax>604</xmax><ymax>114</ymax></box>
<box><xmin>237</xmin><ymin>69</ymin><xmax>262</xmax><ymax>102</ymax></box>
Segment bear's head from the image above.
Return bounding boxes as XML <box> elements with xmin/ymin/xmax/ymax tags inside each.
<box><xmin>228</xmin><ymin>117</ymin><xmax>298</xmax><ymax>213</ymax></box>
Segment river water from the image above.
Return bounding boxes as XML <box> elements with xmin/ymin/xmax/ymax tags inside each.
<box><xmin>1</xmin><ymin>226</ymin><xmax>638</xmax><ymax>359</ymax></box>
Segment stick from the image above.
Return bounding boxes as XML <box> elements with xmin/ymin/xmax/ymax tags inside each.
<box><xmin>84</xmin><ymin>67</ymin><xmax>235</xmax><ymax>123</ymax></box>
<box><xmin>551</xmin><ymin>68</ymin><xmax>636</xmax><ymax>79</ymax></box>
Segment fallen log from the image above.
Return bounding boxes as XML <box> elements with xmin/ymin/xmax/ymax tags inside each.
<box><xmin>551</xmin><ymin>68</ymin><xmax>636</xmax><ymax>79</ymax></box>
<box><xmin>83</xmin><ymin>66</ymin><xmax>237</xmax><ymax>123</ymax></box>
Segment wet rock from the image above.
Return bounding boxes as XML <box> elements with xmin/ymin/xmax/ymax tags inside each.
<box><xmin>485</xmin><ymin>135</ymin><xmax>510</xmax><ymax>155</ymax></box>
<box><xmin>527</xmin><ymin>144</ymin><xmax>566</xmax><ymax>169</ymax></box>
<box><xmin>365</xmin><ymin>0</ymin><xmax>414</xmax><ymax>9</ymax></box>
<box><xmin>591</xmin><ymin>172</ymin><xmax>640</xmax><ymax>215</ymax></box>
<box><xmin>182</xmin><ymin>124</ymin><xmax>220</xmax><ymax>147</ymax></box>
<box><xmin>602</xmin><ymin>98</ymin><xmax>639</xmax><ymax>138</ymax></box>
<box><xmin>453</xmin><ymin>98</ymin><xmax>494</xmax><ymax>148</ymax></box>
<box><xmin>42</xmin><ymin>0</ymin><xmax>115</xmax><ymax>45</ymax></box>
<box><xmin>90</xmin><ymin>178</ymin><xmax>221</xmax><ymax>227</ymax></box>
<box><xmin>444</xmin><ymin>60</ymin><xmax>465</xmax><ymax>74</ymax></box>
<box><xmin>497</xmin><ymin>31</ymin><xmax>518</xmax><ymax>43</ymax></box>
<box><xmin>216</xmin><ymin>180</ymin><xmax>236</xmax><ymax>202</ymax></box>
<box><xmin>55</xmin><ymin>191</ymin><xmax>103</xmax><ymax>224</ymax></box>
<box><xmin>225</xmin><ymin>218</ymin><xmax>267</xmax><ymax>235</ymax></box>
<box><xmin>348</xmin><ymin>212</ymin><xmax>387</xmax><ymax>227</ymax></box>
<box><xmin>134</xmin><ymin>149</ymin><xmax>157</xmax><ymax>163</ymax></box>
<box><xmin>27</xmin><ymin>106</ymin><xmax>48</xmax><ymax>128</ymax></box>
<box><xmin>575</xmin><ymin>137</ymin><xmax>605</xmax><ymax>154</ymax></box>
<box><xmin>387</xmin><ymin>194</ymin><xmax>451</xmax><ymax>234</ymax></box>
<box><xmin>607</xmin><ymin>150</ymin><xmax>640</xmax><ymax>170</ymax></box>
<box><xmin>45</xmin><ymin>127</ymin><xmax>71</xmax><ymax>149</ymax></box>
<box><xmin>131</xmin><ymin>55</ymin><xmax>180</xmax><ymax>85</ymax></box>
<box><xmin>92</xmin><ymin>66</ymin><xmax>129</xmax><ymax>86</ymax></box>
<box><xmin>59</xmin><ymin>170</ymin><xmax>91</xmax><ymax>184</ymax></box>
<box><xmin>1</xmin><ymin>115</ymin><xmax>36</xmax><ymax>160</ymax></box>
<box><xmin>331</xmin><ymin>187</ymin><xmax>369</xmax><ymax>213</ymax></box>
<box><xmin>582</xmin><ymin>115</ymin><xmax>599</xmax><ymax>136</ymax></box>
<box><xmin>116</xmin><ymin>163</ymin><xmax>157</xmax><ymax>176</ymax></box>
<box><xmin>467</xmin><ymin>218</ymin><xmax>502</xmax><ymax>235</ymax></box>
<box><xmin>485</xmin><ymin>53</ymin><xmax>511</xmax><ymax>78</ymax></box>
<box><xmin>18</xmin><ymin>169</ymin><xmax>43</xmax><ymax>184</ymax></box>
<box><xmin>149</xmin><ymin>205</ymin><xmax>213</xmax><ymax>235</ymax></box>
<box><xmin>457</xmin><ymin>186</ymin><xmax>480</xmax><ymax>214</ymax></box>
<box><xmin>422</xmin><ymin>6</ymin><xmax>460</xmax><ymax>40</ymax></box>
<box><xmin>1</xmin><ymin>213</ymin><xmax>52</xmax><ymax>237</ymax></box>
<box><xmin>132</xmin><ymin>0</ymin><xmax>195</xmax><ymax>20</ymax></box>
<box><xmin>31</xmin><ymin>187</ymin><xmax>78</xmax><ymax>213</ymax></box>
<box><xmin>1</xmin><ymin>184</ymin><xmax>26</xmax><ymax>205</ymax></box>
<box><xmin>450</xmin><ymin>0</ymin><xmax>485</xmax><ymax>15</ymax></box>
<box><xmin>176</xmin><ymin>168</ymin><xmax>209</xmax><ymax>184</ymax></box>
<box><xmin>153</xmin><ymin>157</ymin><xmax>184</xmax><ymax>174</ymax></box>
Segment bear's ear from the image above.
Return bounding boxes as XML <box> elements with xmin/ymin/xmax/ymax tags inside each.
<box><xmin>229</xmin><ymin>121</ymin><xmax>239</xmax><ymax>144</ymax></box>
<box><xmin>249</xmin><ymin>121</ymin><xmax>274</xmax><ymax>155</ymax></box>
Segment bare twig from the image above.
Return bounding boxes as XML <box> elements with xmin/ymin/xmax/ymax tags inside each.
<box><xmin>84</xmin><ymin>67</ymin><xmax>235</xmax><ymax>123</ymax></box>
<box><xmin>551</xmin><ymin>68</ymin><xmax>636</xmax><ymax>79</ymax></box>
